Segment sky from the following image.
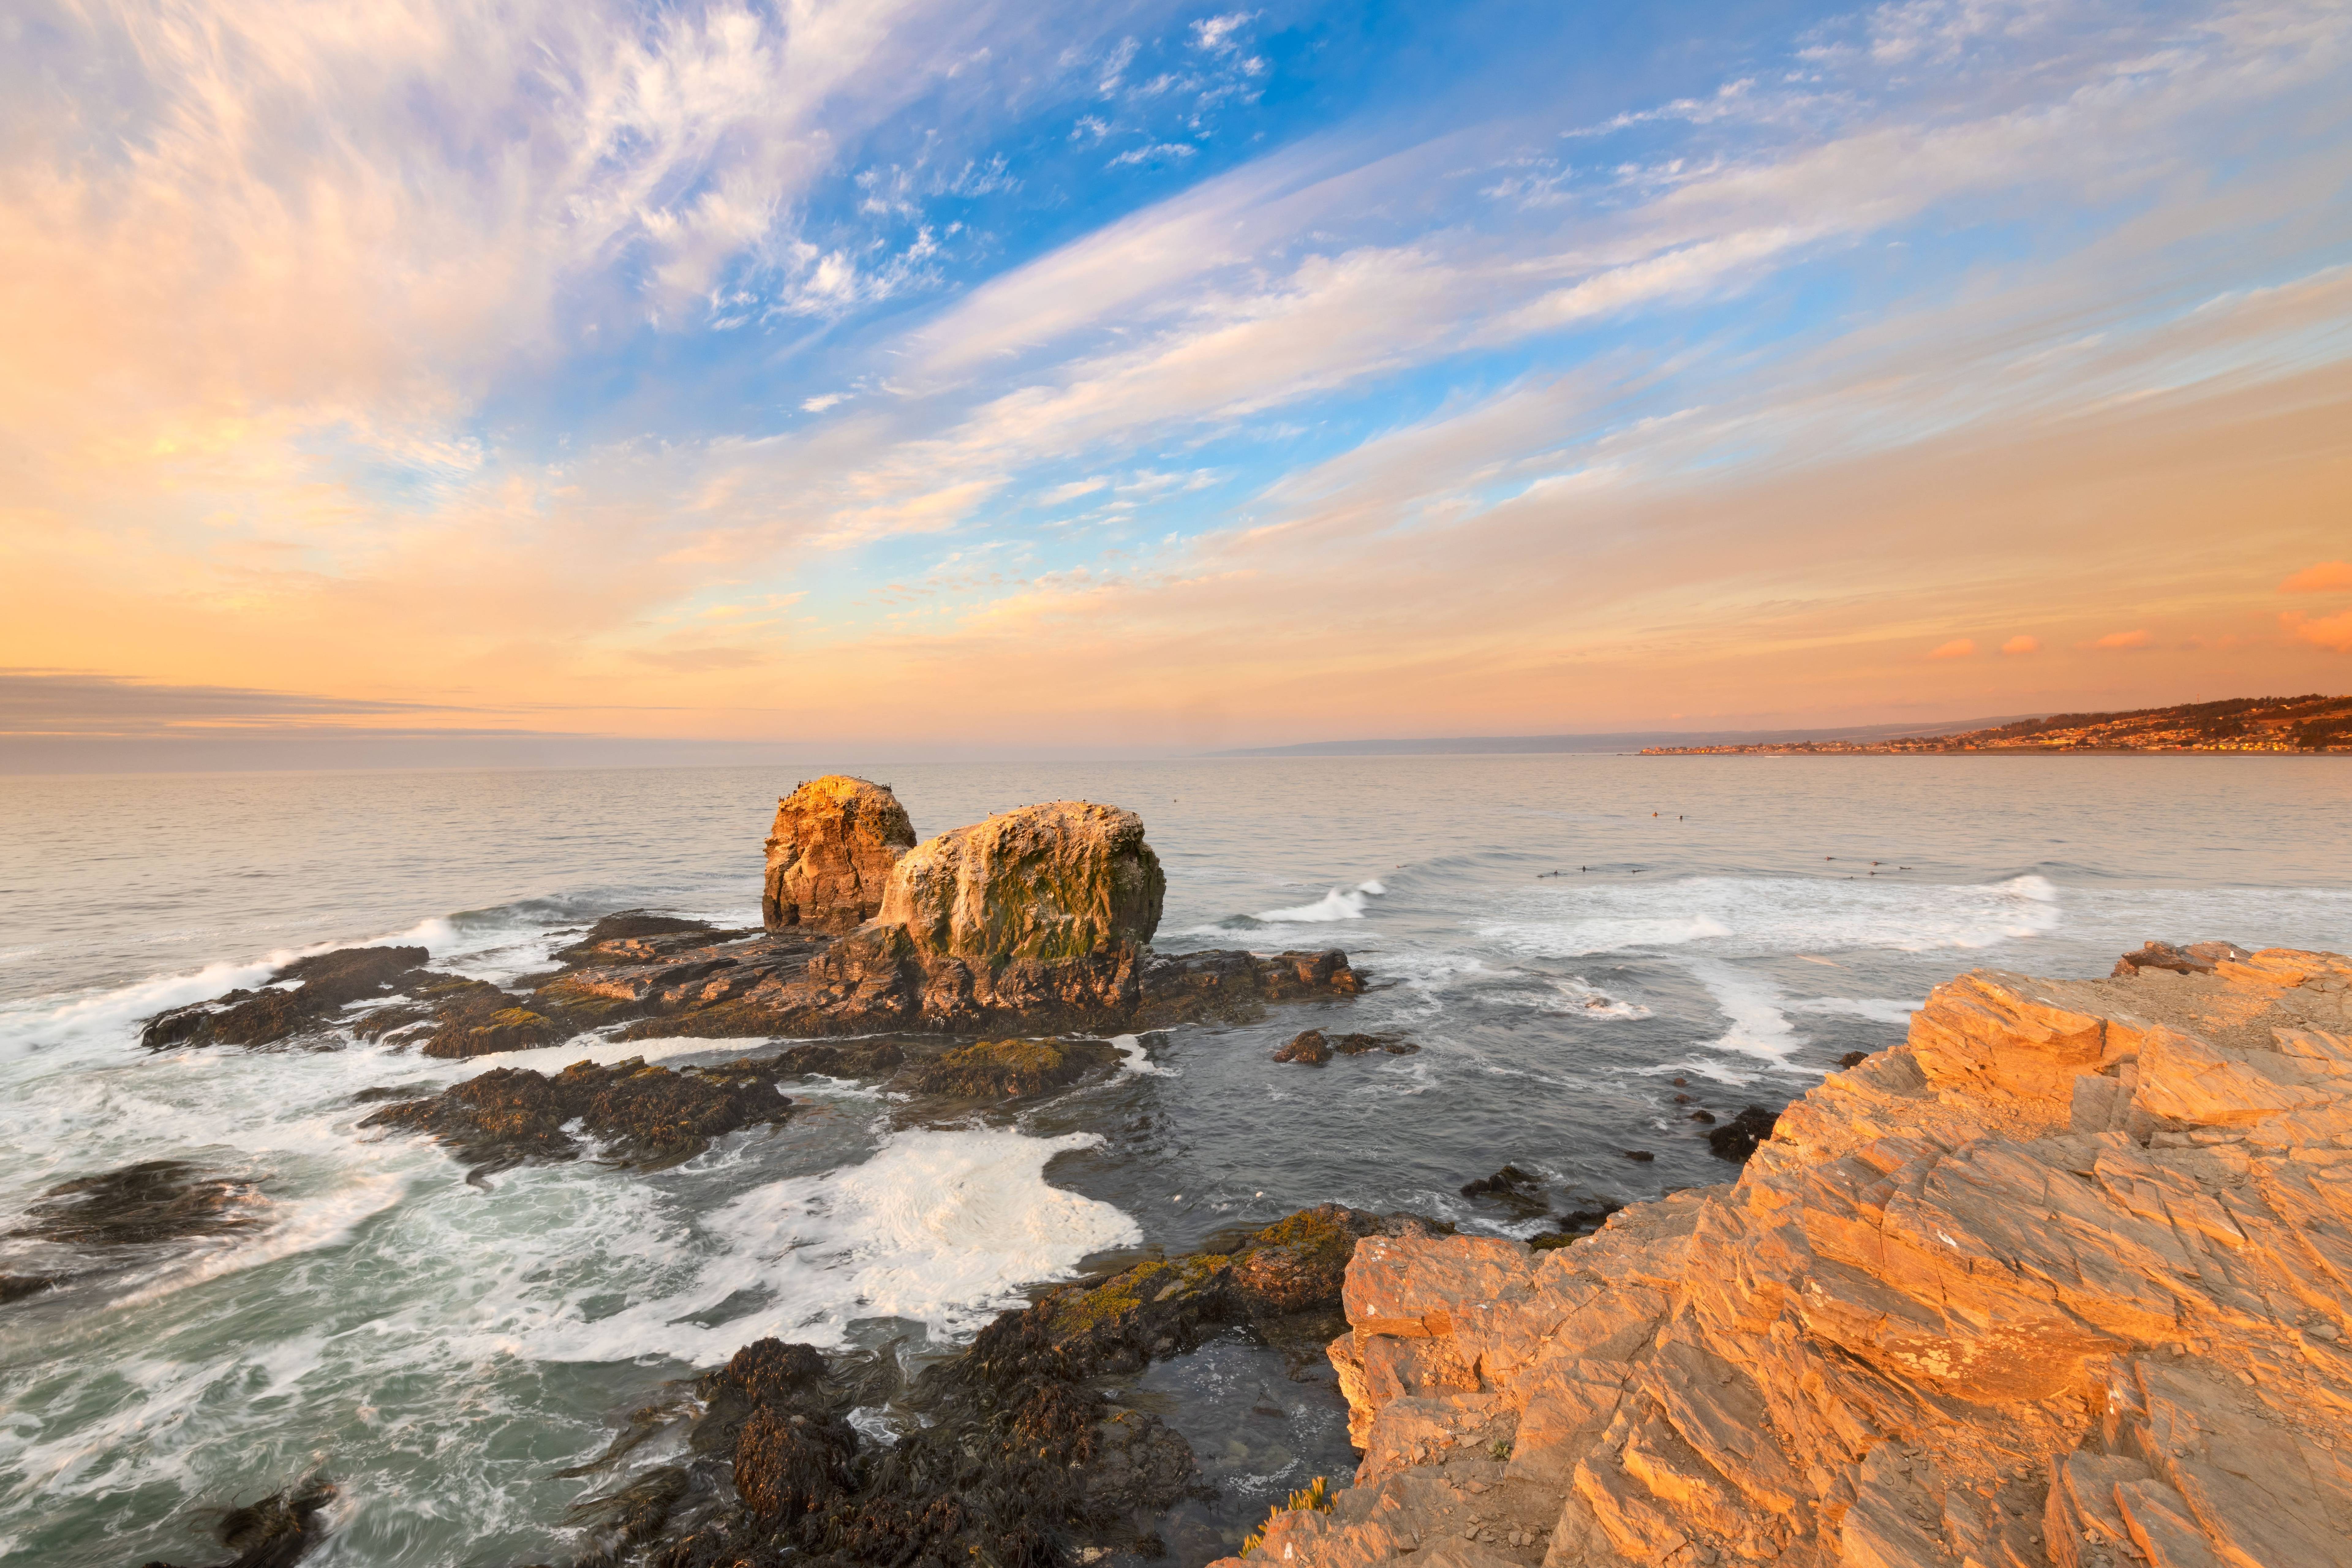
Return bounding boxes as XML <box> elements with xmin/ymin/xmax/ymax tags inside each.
<box><xmin>2</xmin><ymin>0</ymin><xmax>2350</xmax><ymax>767</ymax></box>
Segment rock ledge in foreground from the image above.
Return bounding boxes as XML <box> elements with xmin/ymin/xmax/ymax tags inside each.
<box><xmin>1229</xmin><ymin>944</ymin><xmax>2352</xmax><ymax>1568</ymax></box>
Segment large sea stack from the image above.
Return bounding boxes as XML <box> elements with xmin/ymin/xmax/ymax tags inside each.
<box><xmin>760</xmin><ymin>775</ymin><xmax>916</xmax><ymax>933</ymax></box>
<box><xmin>801</xmin><ymin>800</ymin><xmax>1168</xmax><ymax>1031</ymax></box>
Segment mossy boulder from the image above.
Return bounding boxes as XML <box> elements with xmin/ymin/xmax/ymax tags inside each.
<box><xmin>901</xmin><ymin>1036</ymin><xmax>1120</xmax><ymax>1099</ymax></box>
<box><xmin>878</xmin><ymin>800</ymin><xmax>1165</xmax><ymax>966</ymax></box>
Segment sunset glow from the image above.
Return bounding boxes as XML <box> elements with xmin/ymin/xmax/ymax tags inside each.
<box><xmin>4</xmin><ymin>0</ymin><xmax>2349</xmax><ymax>765</ymax></box>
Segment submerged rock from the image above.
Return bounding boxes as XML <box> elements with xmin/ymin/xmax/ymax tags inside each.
<box><xmin>1216</xmin><ymin>944</ymin><xmax>2352</xmax><ymax>1568</ymax></box>
<box><xmin>9</xmin><ymin>1159</ymin><xmax>269</xmax><ymax>1247</ymax></box>
<box><xmin>1458</xmin><ymin>1164</ymin><xmax>1549</xmax><ymax>1218</ymax></box>
<box><xmin>359</xmin><ymin>1056</ymin><xmax>794</xmax><ymax>1175</ymax></box>
<box><xmin>137</xmin><ymin>1476</ymin><xmax>337</xmax><ymax>1568</ymax></box>
<box><xmin>762</xmin><ymin>775</ymin><xmax>917</xmax><ymax>933</ymax></box>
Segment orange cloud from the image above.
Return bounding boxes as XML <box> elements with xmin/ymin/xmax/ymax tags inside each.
<box><xmin>2000</xmin><ymin>635</ymin><xmax>2039</xmax><ymax>655</ymax></box>
<box><xmin>2086</xmin><ymin>629</ymin><xmax>2154</xmax><ymax>651</ymax></box>
<box><xmin>2284</xmin><ymin>610</ymin><xmax>2352</xmax><ymax>654</ymax></box>
<box><xmin>2281</xmin><ymin>561</ymin><xmax>2352</xmax><ymax>593</ymax></box>
<box><xmin>1927</xmin><ymin>638</ymin><xmax>1975</xmax><ymax>660</ymax></box>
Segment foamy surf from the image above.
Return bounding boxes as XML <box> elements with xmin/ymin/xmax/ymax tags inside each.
<box><xmin>1255</xmin><ymin>879</ymin><xmax>1386</xmax><ymax>923</ymax></box>
<box><xmin>481</xmin><ymin>1128</ymin><xmax>1140</xmax><ymax>1364</ymax></box>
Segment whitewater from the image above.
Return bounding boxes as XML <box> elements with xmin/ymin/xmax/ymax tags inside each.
<box><xmin>1</xmin><ymin>754</ymin><xmax>2346</xmax><ymax>1565</ymax></box>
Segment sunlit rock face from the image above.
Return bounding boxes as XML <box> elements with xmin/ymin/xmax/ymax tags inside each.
<box><xmin>877</xmin><ymin>799</ymin><xmax>1166</xmax><ymax>964</ymax></box>
<box><xmin>1222</xmin><ymin>946</ymin><xmax>2352</xmax><ymax>1568</ymax></box>
<box><xmin>760</xmin><ymin>775</ymin><xmax>917</xmax><ymax>934</ymax></box>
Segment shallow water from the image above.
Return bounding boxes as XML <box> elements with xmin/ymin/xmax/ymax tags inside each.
<box><xmin>1</xmin><ymin>755</ymin><xmax>2346</xmax><ymax>1563</ymax></box>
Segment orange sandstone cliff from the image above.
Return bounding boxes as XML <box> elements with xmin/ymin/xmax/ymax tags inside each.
<box><xmin>1228</xmin><ymin>947</ymin><xmax>2352</xmax><ymax>1568</ymax></box>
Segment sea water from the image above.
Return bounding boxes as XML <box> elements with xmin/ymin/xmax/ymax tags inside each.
<box><xmin>1</xmin><ymin>755</ymin><xmax>2346</xmax><ymax>1564</ymax></box>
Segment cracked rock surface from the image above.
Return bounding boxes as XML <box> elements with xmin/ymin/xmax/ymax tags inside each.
<box><xmin>1222</xmin><ymin>945</ymin><xmax>2352</xmax><ymax>1568</ymax></box>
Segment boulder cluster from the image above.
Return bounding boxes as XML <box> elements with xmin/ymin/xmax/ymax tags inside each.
<box><xmin>139</xmin><ymin>778</ymin><xmax>1361</xmax><ymax>1055</ymax></box>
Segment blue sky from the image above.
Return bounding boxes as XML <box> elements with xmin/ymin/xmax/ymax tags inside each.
<box><xmin>3</xmin><ymin>0</ymin><xmax>2350</xmax><ymax>756</ymax></box>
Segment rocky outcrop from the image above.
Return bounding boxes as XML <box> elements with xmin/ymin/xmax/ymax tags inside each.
<box><xmin>559</xmin><ymin>1205</ymin><xmax>1452</xmax><ymax>1568</ymax></box>
<box><xmin>358</xmin><ymin>1056</ymin><xmax>797</xmax><ymax>1177</ymax></box>
<box><xmin>1221</xmin><ymin>945</ymin><xmax>2352</xmax><ymax>1568</ymax></box>
<box><xmin>761</xmin><ymin>776</ymin><xmax>916</xmax><ymax>933</ymax></box>
<box><xmin>142</xmin><ymin>945</ymin><xmax>429</xmax><ymax>1049</ymax></box>
<box><xmin>138</xmin><ymin>804</ymin><xmax>1363</xmax><ymax>1054</ymax></box>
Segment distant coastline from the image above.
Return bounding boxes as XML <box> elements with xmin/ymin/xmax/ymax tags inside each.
<box><xmin>1642</xmin><ymin>693</ymin><xmax>2351</xmax><ymax>754</ymax></box>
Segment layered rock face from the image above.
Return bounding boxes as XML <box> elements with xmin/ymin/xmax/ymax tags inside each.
<box><xmin>760</xmin><ymin>775</ymin><xmax>916</xmax><ymax>932</ymax></box>
<box><xmin>1231</xmin><ymin>947</ymin><xmax>2352</xmax><ymax>1568</ymax></box>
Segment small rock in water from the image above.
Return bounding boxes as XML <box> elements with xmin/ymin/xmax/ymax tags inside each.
<box><xmin>1837</xmin><ymin>1050</ymin><xmax>1870</xmax><ymax>1069</ymax></box>
<box><xmin>1705</xmin><ymin>1105</ymin><xmax>1781</xmax><ymax>1163</ymax></box>
<box><xmin>138</xmin><ymin>1476</ymin><xmax>337</xmax><ymax>1568</ymax></box>
<box><xmin>10</xmin><ymin>1160</ymin><xmax>269</xmax><ymax>1248</ymax></box>
<box><xmin>1275</xmin><ymin>1029</ymin><xmax>1334</xmax><ymax>1065</ymax></box>
<box><xmin>1620</xmin><ymin>1149</ymin><xmax>1657</xmax><ymax>1163</ymax></box>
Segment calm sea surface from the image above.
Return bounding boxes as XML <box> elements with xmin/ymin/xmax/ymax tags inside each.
<box><xmin>2</xmin><ymin>756</ymin><xmax>2347</xmax><ymax>1564</ymax></box>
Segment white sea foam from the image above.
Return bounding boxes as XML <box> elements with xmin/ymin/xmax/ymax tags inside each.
<box><xmin>470</xmin><ymin>1128</ymin><xmax>1139</xmax><ymax>1365</ymax></box>
<box><xmin>1483</xmin><ymin>873</ymin><xmax>2062</xmax><ymax>960</ymax></box>
<box><xmin>1682</xmin><ymin>959</ymin><xmax>1803</xmax><ymax>1065</ymax></box>
<box><xmin>1256</xmin><ymin>880</ymin><xmax>1386</xmax><ymax>923</ymax></box>
<box><xmin>1109</xmin><ymin>1033</ymin><xmax>1168</xmax><ymax>1076</ymax></box>
<box><xmin>1549</xmin><ymin>978</ymin><xmax>1653</xmax><ymax>1019</ymax></box>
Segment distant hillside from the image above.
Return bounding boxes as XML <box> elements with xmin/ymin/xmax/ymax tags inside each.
<box><xmin>1644</xmin><ymin>694</ymin><xmax>2352</xmax><ymax>755</ymax></box>
<box><xmin>1212</xmin><ymin>714</ymin><xmax>2036</xmax><ymax>757</ymax></box>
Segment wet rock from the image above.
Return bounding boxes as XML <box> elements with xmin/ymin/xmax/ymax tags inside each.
<box><xmin>763</xmin><ymin>776</ymin><xmax>917</xmax><ymax>934</ymax></box>
<box><xmin>1619</xmin><ymin>1148</ymin><xmax>1656</xmax><ymax>1162</ymax></box>
<box><xmin>1330</xmin><ymin>1031</ymin><xmax>1417</xmax><ymax>1055</ymax></box>
<box><xmin>766</xmin><ymin>1038</ymin><xmax>908</xmax><ymax>1081</ymax></box>
<box><xmin>9</xmin><ymin>1160</ymin><xmax>268</xmax><ymax>1247</ymax></box>
<box><xmin>1274</xmin><ymin>1029</ymin><xmax>1334</xmax><ymax>1065</ymax></box>
<box><xmin>359</xmin><ymin>1055</ymin><xmax>794</xmax><ymax>1175</ymax></box>
<box><xmin>1141</xmin><ymin>948</ymin><xmax>1363</xmax><ymax>1027</ymax></box>
<box><xmin>1458</xmin><ymin>1165</ymin><xmax>1549</xmax><ymax>1218</ymax></box>
<box><xmin>568</xmin><ymin>1207</ymin><xmax>1446</xmax><ymax>1568</ymax></box>
<box><xmin>1528</xmin><ymin>1197</ymin><xmax>1627</xmax><ymax>1248</ymax></box>
<box><xmin>1703</xmin><ymin>1104</ymin><xmax>1779</xmax><ymax>1162</ymax></box>
<box><xmin>554</xmin><ymin>911</ymin><xmax>722</xmax><ymax>962</ymax></box>
<box><xmin>1688</xmin><ymin>1108</ymin><xmax>1717</xmax><ymax>1123</ymax></box>
<box><xmin>1836</xmin><ymin>1050</ymin><xmax>1870</xmax><ymax>1068</ymax></box>
<box><xmin>142</xmin><ymin>945</ymin><xmax>429</xmax><ymax>1049</ymax></box>
<box><xmin>138</xmin><ymin>1476</ymin><xmax>336</xmax><ymax>1568</ymax></box>
<box><xmin>899</xmin><ymin>1036</ymin><xmax>1121</xmax><ymax>1099</ymax></box>
<box><xmin>0</xmin><ymin>1273</ymin><xmax>65</xmax><ymax>1303</ymax></box>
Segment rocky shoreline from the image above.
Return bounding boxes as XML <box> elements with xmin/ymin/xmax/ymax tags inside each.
<box><xmin>97</xmin><ymin>781</ymin><xmax>2352</xmax><ymax>1568</ymax></box>
<box><xmin>1230</xmin><ymin>943</ymin><xmax>2352</xmax><ymax>1568</ymax></box>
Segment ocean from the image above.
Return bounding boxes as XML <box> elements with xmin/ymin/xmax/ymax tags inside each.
<box><xmin>1</xmin><ymin>755</ymin><xmax>2346</xmax><ymax>1565</ymax></box>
